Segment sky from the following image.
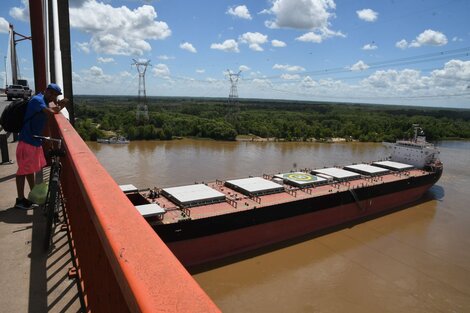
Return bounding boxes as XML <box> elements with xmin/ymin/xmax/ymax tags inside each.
<box><xmin>0</xmin><ymin>0</ymin><xmax>469</xmax><ymax>108</ymax></box>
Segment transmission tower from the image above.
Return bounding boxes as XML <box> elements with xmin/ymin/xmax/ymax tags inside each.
<box><xmin>227</xmin><ymin>69</ymin><xmax>241</xmax><ymax>104</ymax></box>
<box><xmin>132</xmin><ymin>59</ymin><xmax>151</xmax><ymax>122</ymax></box>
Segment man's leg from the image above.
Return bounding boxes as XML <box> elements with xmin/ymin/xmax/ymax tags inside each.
<box><xmin>16</xmin><ymin>174</ymin><xmax>26</xmax><ymax>199</ymax></box>
<box><xmin>16</xmin><ymin>174</ymin><xmax>34</xmax><ymax>198</ymax></box>
<box><xmin>26</xmin><ymin>173</ymin><xmax>35</xmax><ymax>191</ymax></box>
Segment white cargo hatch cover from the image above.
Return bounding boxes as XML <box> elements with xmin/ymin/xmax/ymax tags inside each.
<box><xmin>344</xmin><ymin>164</ymin><xmax>389</xmax><ymax>175</ymax></box>
<box><xmin>373</xmin><ymin>160</ymin><xmax>414</xmax><ymax>171</ymax></box>
<box><xmin>225</xmin><ymin>177</ymin><xmax>284</xmax><ymax>195</ymax></box>
<box><xmin>162</xmin><ymin>184</ymin><xmax>225</xmax><ymax>206</ymax></box>
<box><xmin>312</xmin><ymin>168</ymin><xmax>361</xmax><ymax>180</ymax></box>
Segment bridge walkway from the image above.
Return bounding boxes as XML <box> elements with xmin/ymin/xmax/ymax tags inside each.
<box><xmin>0</xmin><ymin>138</ymin><xmax>83</xmax><ymax>312</ymax></box>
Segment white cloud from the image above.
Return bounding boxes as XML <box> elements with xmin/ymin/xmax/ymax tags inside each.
<box><xmin>252</xmin><ymin>78</ymin><xmax>272</xmax><ymax>87</ymax></box>
<box><xmin>196</xmin><ymin>69</ymin><xmax>205</xmax><ymax>74</ymax></box>
<box><xmin>226</xmin><ymin>5</ymin><xmax>252</xmax><ymax>20</ymax></box>
<box><xmin>395</xmin><ymin>39</ymin><xmax>408</xmax><ymax>49</ymax></box>
<box><xmin>69</xmin><ymin>1</ymin><xmax>171</xmax><ymax>56</ymax></box>
<box><xmin>0</xmin><ymin>17</ymin><xmax>9</xmax><ymax>33</ymax></box>
<box><xmin>281</xmin><ymin>73</ymin><xmax>301</xmax><ymax>80</ymax></box>
<box><xmin>273</xmin><ymin>64</ymin><xmax>305</xmax><ymax>72</ymax></box>
<box><xmin>302</xmin><ymin>76</ymin><xmax>317</xmax><ymax>88</ymax></box>
<box><xmin>265</xmin><ymin>0</ymin><xmax>336</xmax><ymax>30</ymax></box>
<box><xmin>357</xmin><ymin>60</ymin><xmax>470</xmax><ymax>97</ymax></box>
<box><xmin>72</xmin><ymin>71</ymin><xmax>82</xmax><ymax>83</ymax></box>
<box><xmin>295</xmin><ymin>28</ymin><xmax>345</xmax><ymax>43</ymax></box>
<box><xmin>97</xmin><ymin>57</ymin><xmax>114</xmax><ymax>63</ymax></box>
<box><xmin>350</xmin><ymin>60</ymin><xmax>369</xmax><ymax>71</ymax></box>
<box><xmin>363</xmin><ymin>69</ymin><xmax>424</xmax><ymax>90</ymax></box>
<box><xmin>431</xmin><ymin>59</ymin><xmax>470</xmax><ymax>81</ymax></box>
<box><xmin>239</xmin><ymin>32</ymin><xmax>268</xmax><ymax>51</ymax></box>
<box><xmin>76</xmin><ymin>42</ymin><xmax>91</xmax><ymax>53</ymax></box>
<box><xmin>264</xmin><ymin>0</ymin><xmax>344</xmax><ymax>43</ymax></box>
<box><xmin>356</xmin><ymin>9</ymin><xmax>378</xmax><ymax>22</ymax></box>
<box><xmin>210</xmin><ymin>39</ymin><xmax>240</xmax><ymax>53</ymax></box>
<box><xmin>362</xmin><ymin>43</ymin><xmax>377</xmax><ymax>50</ymax></box>
<box><xmin>158</xmin><ymin>55</ymin><xmax>175</xmax><ymax>60</ymax></box>
<box><xmin>89</xmin><ymin>66</ymin><xmax>104</xmax><ymax>76</ymax></box>
<box><xmin>9</xmin><ymin>0</ymin><xmax>29</xmax><ymax>22</ymax></box>
<box><xmin>452</xmin><ymin>36</ymin><xmax>463</xmax><ymax>42</ymax></box>
<box><xmin>118</xmin><ymin>71</ymin><xmax>133</xmax><ymax>79</ymax></box>
<box><xmin>397</xmin><ymin>30</ymin><xmax>448</xmax><ymax>49</ymax></box>
<box><xmin>296</xmin><ymin>32</ymin><xmax>322</xmax><ymax>43</ymax></box>
<box><xmin>272</xmin><ymin>39</ymin><xmax>287</xmax><ymax>47</ymax></box>
<box><xmin>239</xmin><ymin>65</ymin><xmax>251</xmax><ymax>72</ymax></box>
<box><xmin>73</xmin><ymin>66</ymin><xmax>134</xmax><ymax>92</ymax></box>
<box><xmin>152</xmin><ymin>63</ymin><xmax>170</xmax><ymax>77</ymax></box>
<box><xmin>180</xmin><ymin>42</ymin><xmax>197</xmax><ymax>53</ymax></box>
<box><xmin>409</xmin><ymin>29</ymin><xmax>448</xmax><ymax>47</ymax></box>
<box><xmin>82</xmin><ymin>66</ymin><xmax>113</xmax><ymax>83</ymax></box>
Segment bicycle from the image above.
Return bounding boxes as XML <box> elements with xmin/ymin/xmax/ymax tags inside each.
<box><xmin>33</xmin><ymin>135</ymin><xmax>66</xmax><ymax>251</ymax></box>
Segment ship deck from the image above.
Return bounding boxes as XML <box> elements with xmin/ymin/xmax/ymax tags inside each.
<box><xmin>143</xmin><ymin>168</ymin><xmax>431</xmax><ymax>225</ymax></box>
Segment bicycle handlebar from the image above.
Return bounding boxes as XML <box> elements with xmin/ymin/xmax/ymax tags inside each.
<box><xmin>33</xmin><ymin>135</ymin><xmax>62</xmax><ymax>144</ymax></box>
<box><xmin>33</xmin><ymin>135</ymin><xmax>64</xmax><ymax>154</ymax></box>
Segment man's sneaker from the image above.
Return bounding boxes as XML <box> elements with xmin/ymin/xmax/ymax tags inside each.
<box><xmin>24</xmin><ymin>198</ymin><xmax>39</xmax><ymax>208</ymax></box>
<box><xmin>14</xmin><ymin>198</ymin><xmax>32</xmax><ymax>210</ymax></box>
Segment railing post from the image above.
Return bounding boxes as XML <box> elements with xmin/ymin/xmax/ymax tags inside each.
<box><xmin>0</xmin><ymin>134</ymin><xmax>13</xmax><ymax>164</ymax></box>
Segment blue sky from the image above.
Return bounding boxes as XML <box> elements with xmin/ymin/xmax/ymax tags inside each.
<box><xmin>1</xmin><ymin>0</ymin><xmax>469</xmax><ymax>108</ymax></box>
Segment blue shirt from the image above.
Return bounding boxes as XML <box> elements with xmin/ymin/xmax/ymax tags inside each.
<box><xmin>19</xmin><ymin>93</ymin><xmax>47</xmax><ymax>147</ymax></box>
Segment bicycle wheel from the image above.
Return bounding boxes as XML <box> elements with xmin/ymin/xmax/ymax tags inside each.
<box><xmin>44</xmin><ymin>175</ymin><xmax>59</xmax><ymax>251</ymax></box>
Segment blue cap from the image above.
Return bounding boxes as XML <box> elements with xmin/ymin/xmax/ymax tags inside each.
<box><xmin>47</xmin><ymin>83</ymin><xmax>62</xmax><ymax>95</ymax></box>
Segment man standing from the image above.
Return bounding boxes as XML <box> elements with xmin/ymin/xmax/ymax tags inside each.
<box><xmin>15</xmin><ymin>83</ymin><xmax>68</xmax><ymax>209</ymax></box>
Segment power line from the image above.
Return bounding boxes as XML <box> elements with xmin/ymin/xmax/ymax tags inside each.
<box><xmin>243</xmin><ymin>47</ymin><xmax>470</xmax><ymax>82</ymax></box>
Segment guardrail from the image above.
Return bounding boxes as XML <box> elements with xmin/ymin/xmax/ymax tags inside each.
<box><xmin>50</xmin><ymin>114</ymin><xmax>220</xmax><ymax>312</ymax></box>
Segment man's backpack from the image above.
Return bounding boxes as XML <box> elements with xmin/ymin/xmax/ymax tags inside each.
<box><xmin>0</xmin><ymin>98</ymin><xmax>31</xmax><ymax>133</ymax></box>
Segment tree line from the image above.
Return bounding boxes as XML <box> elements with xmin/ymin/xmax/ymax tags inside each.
<box><xmin>74</xmin><ymin>96</ymin><xmax>470</xmax><ymax>142</ymax></box>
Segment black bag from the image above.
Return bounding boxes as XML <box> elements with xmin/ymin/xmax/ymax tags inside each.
<box><xmin>0</xmin><ymin>98</ymin><xmax>31</xmax><ymax>132</ymax></box>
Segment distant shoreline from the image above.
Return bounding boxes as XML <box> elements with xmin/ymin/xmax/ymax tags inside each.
<box><xmin>235</xmin><ymin>135</ymin><xmax>350</xmax><ymax>143</ymax></box>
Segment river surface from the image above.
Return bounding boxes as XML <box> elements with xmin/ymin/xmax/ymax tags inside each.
<box><xmin>87</xmin><ymin>139</ymin><xmax>470</xmax><ymax>312</ymax></box>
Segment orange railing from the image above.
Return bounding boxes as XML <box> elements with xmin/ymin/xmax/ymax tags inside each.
<box><xmin>49</xmin><ymin>114</ymin><xmax>220</xmax><ymax>312</ymax></box>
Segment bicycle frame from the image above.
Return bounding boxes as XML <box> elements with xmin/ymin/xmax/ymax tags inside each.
<box><xmin>33</xmin><ymin>135</ymin><xmax>65</xmax><ymax>250</ymax></box>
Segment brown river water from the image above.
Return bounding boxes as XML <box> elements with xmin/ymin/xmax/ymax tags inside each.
<box><xmin>87</xmin><ymin>139</ymin><xmax>470</xmax><ymax>312</ymax></box>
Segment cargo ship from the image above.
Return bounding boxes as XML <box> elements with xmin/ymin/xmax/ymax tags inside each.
<box><xmin>122</xmin><ymin>126</ymin><xmax>442</xmax><ymax>267</ymax></box>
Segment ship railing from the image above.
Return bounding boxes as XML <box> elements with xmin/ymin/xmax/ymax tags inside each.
<box><xmin>48</xmin><ymin>114</ymin><xmax>219</xmax><ymax>312</ymax></box>
<box><xmin>286</xmin><ymin>188</ymin><xmax>297</xmax><ymax>197</ymax></box>
<box><xmin>250</xmin><ymin>195</ymin><xmax>261</xmax><ymax>203</ymax></box>
<box><xmin>300</xmin><ymin>187</ymin><xmax>312</xmax><ymax>194</ymax></box>
<box><xmin>226</xmin><ymin>197</ymin><xmax>238</xmax><ymax>208</ymax></box>
<box><xmin>179</xmin><ymin>206</ymin><xmax>191</xmax><ymax>217</ymax></box>
<box><xmin>263</xmin><ymin>173</ymin><xmax>273</xmax><ymax>180</ymax></box>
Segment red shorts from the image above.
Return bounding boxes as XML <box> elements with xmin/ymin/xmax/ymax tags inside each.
<box><xmin>16</xmin><ymin>141</ymin><xmax>46</xmax><ymax>175</ymax></box>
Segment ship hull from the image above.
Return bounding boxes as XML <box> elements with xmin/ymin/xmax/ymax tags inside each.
<box><xmin>152</xmin><ymin>169</ymin><xmax>441</xmax><ymax>267</ymax></box>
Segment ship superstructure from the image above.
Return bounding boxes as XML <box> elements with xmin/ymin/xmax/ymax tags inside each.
<box><xmin>387</xmin><ymin>125</ymin><xmax>440</xmax><ymax>168</ymax></box>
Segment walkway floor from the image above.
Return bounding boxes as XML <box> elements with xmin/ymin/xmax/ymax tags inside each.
<box><xmin>0</xmin><ymin>135</ymin><xmax>83</xmax><ymax>311</ymax></box>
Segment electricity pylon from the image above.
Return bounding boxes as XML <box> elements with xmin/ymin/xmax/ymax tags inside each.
<box><xmin>132</xmin><ymin>59</ymin><xmax>151</xmax><ymax>122</ymax></box>
<box><xmin>227</xmin><ymin>69</ymin><xmax>241</xmax><ymax>104</ymax></box>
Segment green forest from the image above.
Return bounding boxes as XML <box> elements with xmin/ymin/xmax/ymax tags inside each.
<box><xmin>74</xmin><ymin>96</ymin><xmax>470</xmax><ymax>142</ymax></box>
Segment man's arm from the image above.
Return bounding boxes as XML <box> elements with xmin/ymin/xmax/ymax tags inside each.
<box><xmin>42</xmin><ymin>98</ymin><xmax>69</xmax><ymax>114</ymax></box>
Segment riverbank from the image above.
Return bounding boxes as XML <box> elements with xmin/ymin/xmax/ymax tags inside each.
<box><xmin>235</xmin><ymin>135</ymin><xmax>350</xmax><ymax>143</ymax></box>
